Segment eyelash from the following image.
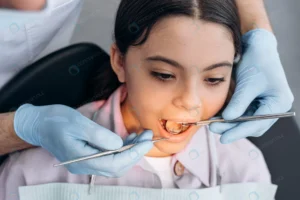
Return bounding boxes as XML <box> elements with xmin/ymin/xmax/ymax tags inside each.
<box><xmin>150</xmin><ymin>72</ymin><xmax>225</xmax><ymax>87</ymax></box>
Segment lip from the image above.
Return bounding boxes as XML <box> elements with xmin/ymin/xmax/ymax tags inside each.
<box><xmin>157</xmin><ymin>119</ymin><xmax>195</xmax><ymax>143</ymax></box>
<box><xmin>165</xmin><ymin>119</ymin><xmax>199</xmax><ymax>123</ymax></box>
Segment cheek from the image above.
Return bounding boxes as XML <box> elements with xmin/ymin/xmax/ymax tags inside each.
<box><xmin>202</xmin><ymin>85</ymin><xmax>231</xmax><ymax>118</ymax></box>
<box><xmin>125</xmin><ymin>64</ymin><xmax>169</xmax><ymax>115</ymax></box>
<box><xmin>126</xmin><ymin>81</ymin><xmax>167</xmax><ymax>123</ymax></box>
<box><xmin>203</xmin><ymin>98</ymin><xmax>226</xmax><ymax>117</ymax></box>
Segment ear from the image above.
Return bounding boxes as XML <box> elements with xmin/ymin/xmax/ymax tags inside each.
<box><xmin>110</xmin><ymin>43</ymin><xmax>126</xmax><ymax>83</ymax></box>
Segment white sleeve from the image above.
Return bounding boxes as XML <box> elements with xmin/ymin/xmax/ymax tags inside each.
<box><xmin>0</xmin><ymin>0</ymin><xmax>82</xmax><ymax>90</ymax></box>
<box><xmin>0</xmin><ymin>1</ymin><xmax>52</xmax><ymax>30</ymax></box>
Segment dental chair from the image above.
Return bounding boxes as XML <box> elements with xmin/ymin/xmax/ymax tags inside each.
<box><xmin>0</xmin><ymin>43</ymin><xmax>299</xmax><ymax>200</ymax></box>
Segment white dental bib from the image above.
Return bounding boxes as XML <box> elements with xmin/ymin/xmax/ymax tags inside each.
<box><xmin>18</xmin><ymin>182</ymin><xmax>277</xmax><ymax>200</ymax></box>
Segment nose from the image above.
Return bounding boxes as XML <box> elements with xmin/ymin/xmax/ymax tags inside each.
<box><xmin>173</xmin><ymin>82</ymin><xmax>202</xmax><ymax>115</ymax></box>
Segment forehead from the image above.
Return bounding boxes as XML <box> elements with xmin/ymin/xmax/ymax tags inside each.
<box><xmin>131</xmin><ymin>16</ymin><xmax>235</xmax><ymax>66</ymax></box>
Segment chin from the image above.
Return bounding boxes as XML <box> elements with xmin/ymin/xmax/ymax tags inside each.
<box><xmin>151</xmin><ymin>130</ymin><xmax>197</xmax><ymax>156</ymax></box>
<box><xmin>140</xmin><ymin>119</ymin><xmax>199</xmax><ymax>157</ymax></box>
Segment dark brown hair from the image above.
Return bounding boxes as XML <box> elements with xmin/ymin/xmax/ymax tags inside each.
<box><xmin>88</xmin><ymin>0</ymin><xmax>241</xmax><ymax>102</ymax></box>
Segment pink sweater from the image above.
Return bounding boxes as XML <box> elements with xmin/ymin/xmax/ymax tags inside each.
<box><xmin>0</xmin><ymin>85</ymin><xmax>271</xmax><ymax>200</ymax></box>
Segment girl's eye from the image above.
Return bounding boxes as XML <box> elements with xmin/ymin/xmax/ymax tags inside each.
<box><xmin>151</xmin><ymin>71</ymin><xmax>175</xmax><ymax>82</ymax></box>
<box><xmin>205</xmin><ymin>78</ymin><xmax>225</xmax><ymax>87</ymax></box>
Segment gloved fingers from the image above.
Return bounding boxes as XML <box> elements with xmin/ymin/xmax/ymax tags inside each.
<box><xmin>76</xmin><ymin>120</ymin><xmax>124</xmax><ymax>150</ymax></box>
<box><xmin>44</xmin><ymin>115</ymin><xmax>123</xmax><ymax>151</ymax></box>
<box><xmin>53</xmin><ymin>137</ymin><xmax>101</xmax><ymax>162</ymax></box>
<box><xmin>123</xmin><ymin>133</ymin><xmax>137</xmax><ymax>146</ymax></box>
<box><xmin>224</xmin><ymin>48</ymin><xmax>269</xmax><ymax>120</ymax></box>
<box><xmin>209</xmin><ymin>122</ymin><xmax>238</xmax><ymax>135</ymax></box>
<box><xmin>83</xmin><ymin>141</ymin><xmax>153</xmax><ymax>174</ymax></box>
<box><xmin>124</xmin><ymin>130</ymin><xmax>153</xmax><ymax>146</ymax></box>
<box><xmin>222</xmin><ymin>82</ymin><xmax>263</xmax><ymax>120</ymax></box>
<box><xmin>49</xmin><ymin>138</ymin><xmax>105</xmax><ymax>175</ymax></box>
<box><xmin>132</xmin><ymin>130</ymin><xmax>154</xmax><ymax>143</ymax></box>
<box><xmin>58</xmin><ymin>132</ymin><xmax>153</xmax><ymax>175</ymax></box>
<box><xmin>218</xmin><ymin>97</ymin><xmax>284</xmax><ymax>143</ymax></box>
<box><xmin>257</xmin><ymin>95</ymin><xmax>293</xmax><ymax>115</ymax></box>
<box><xmin>209</xmin><ymin>101</ymin><xmax>259</xmax><ymax>135</ymax></box>
<box><xmin>112</xmin><ymin>141</ymin><xmax>153</xmax><ymax>169</ymax></box>
<box><xmin>219</xmin><ymin>118</ymin><xmax>277</xmax><ymax>144</ymax></box>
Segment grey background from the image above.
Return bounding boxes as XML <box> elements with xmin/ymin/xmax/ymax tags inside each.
<box><xmin>71</xmin><ymin>0</ymin><xmax>300</xmax><ymax>125</ymax></box>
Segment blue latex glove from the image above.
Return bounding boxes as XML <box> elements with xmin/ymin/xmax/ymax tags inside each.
<box><xmin>14</xmin><ymin>104</ymin><xmax>153</xmax><ymax>177</ymax></box>
<box><xmin>209</xmin><ymin>29</ymin><xmax>294</xmax><ymax>144</ymax></box>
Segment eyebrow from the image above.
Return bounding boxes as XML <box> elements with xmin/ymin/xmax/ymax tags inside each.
<box><xmin>146</xmin><ymin>55</ymin><xmax>233</xmax><ymax>72</ymax></box>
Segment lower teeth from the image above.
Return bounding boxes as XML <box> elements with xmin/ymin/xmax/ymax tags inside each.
<box><xmin>164</xmin><ymin>120</ymin><xmax>189</xmax><ymax>134</ymax></box>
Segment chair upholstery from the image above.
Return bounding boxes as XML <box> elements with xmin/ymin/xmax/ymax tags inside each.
<box><xmin>248</xmin><ymin>116</ymin><xmax>300</xmax><ymax>200</ymax></box>
<box><xmin>0</xmin><ymin>43</ymin><xmax>109</xmax><ymax>113</ymax></box>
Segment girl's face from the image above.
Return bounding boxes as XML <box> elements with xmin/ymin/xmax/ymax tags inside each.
<box><xmin>111</xmin><ymin>16</ymin><xmax>235</xmax><ymax>157</ymax></box>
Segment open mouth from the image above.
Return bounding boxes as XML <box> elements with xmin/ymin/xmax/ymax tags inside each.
<box><xmin>159</xmin><ymin>119</ymin><xmax>190</xmax><ymax>134</ymax></box>
<box><xmin>157</xmin><ymin>119</ymin><xmax>197</xmax><ymax>143</ymax></box>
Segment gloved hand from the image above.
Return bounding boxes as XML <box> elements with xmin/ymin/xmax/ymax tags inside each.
<box><xmin>14</xmin><ymin>104</ymin><xmax>153</xmax><ymax>177</ymax></box>
<box><xmin>123</xmin><ymin>131</ymin><xmax>154</xmax><ymax>146</ymax></box>
<box><xmin>209</xmin><ymin>29</ymin><xmax>294</xmax><ymax>144</ymax></box>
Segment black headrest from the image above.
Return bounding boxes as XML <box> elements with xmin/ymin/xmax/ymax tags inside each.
<box><xmin>0</xmin><ymin>43</ymin><xmax>109</xmax><ymax>113</ymax></box>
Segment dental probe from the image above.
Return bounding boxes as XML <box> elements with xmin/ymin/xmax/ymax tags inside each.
<box><xmin>180</xmin><ymin>111</ymin><xmax>296</xmax><ymax>126</ymax></box>
<box><xmin>53</xmin><ymin>138</ymin><xmax>169</xmax><ymax>167</ymax></box>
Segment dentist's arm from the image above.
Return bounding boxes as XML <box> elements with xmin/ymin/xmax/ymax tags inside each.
<box><xmin>0</xmin><ymin>112</ymin><xmax>32</xmax><ymax>155</ymax></box>
<box><xmin>0</xmin><ymin>104</ymin><xmax>153</xmax><ymax>177</ymax></box>
<box><xmin>235</xmin><ymin>0</ymin><xmax>273</xmax><ymax>34</ymax></box>
<box><xmin>210</xmin><ymin>0</ymin><xmax>294</xmax><ymax>143</ymax></box>
<box><xmin>0</xmin><ymin>0</ymin><xmax>46</xmax><ymax>10</ymax></box>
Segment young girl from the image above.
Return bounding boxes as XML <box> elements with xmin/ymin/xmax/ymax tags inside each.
<box><xmin>0</xmin><ymin>0</ymin><xmax>272</xmax><ymax>198</ymax></box>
